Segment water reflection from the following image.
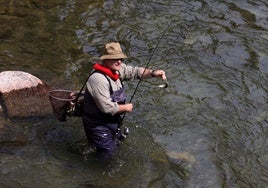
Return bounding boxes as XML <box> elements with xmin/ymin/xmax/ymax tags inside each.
<box><xmin>1</xmin><ymin>0</ymin><xmax>268</xmax><ymax>187</ymax></box>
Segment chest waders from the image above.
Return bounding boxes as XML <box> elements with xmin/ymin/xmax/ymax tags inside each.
<box><xmin>82</xmin><ymin>71</ymin><xmax>127</xmax><ymax>155</ymax></box>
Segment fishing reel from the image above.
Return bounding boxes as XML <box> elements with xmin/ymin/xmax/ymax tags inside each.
<box><xmin>119</xmin><ymin>126</ymin><xmax>129</xmax><ymax>141</ymax></box>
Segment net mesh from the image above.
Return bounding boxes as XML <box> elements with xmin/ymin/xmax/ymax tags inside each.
<box><xmin>48</xmin><ymin>89</ymin><xmax>73</xmax><ymax>121</ymax></box>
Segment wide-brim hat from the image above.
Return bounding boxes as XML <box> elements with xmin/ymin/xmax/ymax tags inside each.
<box><xmin>99</xmin><ymin>42</ymin><xmax>127</xmax><ymax>60</ymax></box>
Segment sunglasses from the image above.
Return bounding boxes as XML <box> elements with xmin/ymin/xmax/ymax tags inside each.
<box><xmin>111</xmin><ymin>58</ymin><xmax>124</xmax><ymax>62</ymax></box>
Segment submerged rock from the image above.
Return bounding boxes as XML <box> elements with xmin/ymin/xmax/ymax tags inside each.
<box><xmin>0</xmin><ymin>71</ymin><xmax>52</xmax><ymax>118</ymax></box>
<box><xmin>167</xmin><ymin>151</ymin><xmax>196</xmax><ymax>164</ymax></box>
<box><xmin>0</xmin><ymin>15</ymin><xmax>22</xmax><ymax>37</ymax></box>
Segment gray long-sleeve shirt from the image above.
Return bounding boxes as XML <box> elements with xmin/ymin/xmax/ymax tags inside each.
<box><xmin>86</xmin><ymin>63</ymin><xmax>143</xmax><ymax>115</ymax></box>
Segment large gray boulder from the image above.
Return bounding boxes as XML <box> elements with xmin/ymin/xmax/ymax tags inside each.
<box><xmin>0</xmin><ymin>71</ymin><xmax>52</xmax><ymax>118</ymax></box>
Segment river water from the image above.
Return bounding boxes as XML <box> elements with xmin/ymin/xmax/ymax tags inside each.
<box><xmin>0</xmin><ymin>0</ymin><xmax>268</xmax><ymax>187</ymax></box>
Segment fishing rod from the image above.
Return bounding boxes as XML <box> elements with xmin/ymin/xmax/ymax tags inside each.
<box><xmin>128</xmin><ymin>34</ymin><xmax>169</xmax><ymax>103</ymax></box>
<box><xmin>120</xmin><ymin>23</ymin><xmax>172</xmax><ymax>124</ymax></box>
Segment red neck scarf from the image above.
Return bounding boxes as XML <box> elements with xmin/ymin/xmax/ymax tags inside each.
<box><xmin>93</xmin><ymin>63</ymin><xmax>119</xmax><ymax>81</ymax></box>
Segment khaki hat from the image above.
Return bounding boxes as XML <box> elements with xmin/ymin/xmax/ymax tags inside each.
<box><xmin>99</xmin><ymin>42</ymin><xmax>127</xmax><ymax>60</ymax></box>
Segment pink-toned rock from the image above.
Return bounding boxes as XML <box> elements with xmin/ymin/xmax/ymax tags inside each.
<box><xmin>0</xmin><ymin>71</ymin><xmax>52</xmax><ymax>118</ymax></box>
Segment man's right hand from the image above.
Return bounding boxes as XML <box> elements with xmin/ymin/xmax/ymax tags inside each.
<box><xmin>117</xmin><ymin>103</ymin><xmax>133</xmax><ymax>114</ymax></box>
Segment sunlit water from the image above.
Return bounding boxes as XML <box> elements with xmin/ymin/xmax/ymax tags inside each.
<box><xmin>0</xmin><ymin>0</ymin><xmax>268</xmax><ymax>187</ymax></box>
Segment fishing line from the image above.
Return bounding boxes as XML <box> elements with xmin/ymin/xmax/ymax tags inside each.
<box><xmin>120</xmin><ymin>22</ymin><xmax>172</xmax><ymax>124</ymax></box>
<box><xmin>129</xmin><ymin>25</ymin><xmax>171</xmax><ymax>103</ymax></box>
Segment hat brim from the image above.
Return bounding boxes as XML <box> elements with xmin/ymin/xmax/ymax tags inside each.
<box><xmin>99</xmin><ymin>53</ymin><xmax>127</xmax><ymax>60</ymax></box>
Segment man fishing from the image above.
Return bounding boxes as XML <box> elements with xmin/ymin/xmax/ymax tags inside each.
<box><xmin>82</xmin><ymin>42</ymin><xmax>166</xmax><ymax>158</ymax></box>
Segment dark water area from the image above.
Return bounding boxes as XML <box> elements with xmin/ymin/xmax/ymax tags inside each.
<box><xmin>0</xmin><ymin>0</ymin><xmax>268</xmax><ymax>187</ymax></box>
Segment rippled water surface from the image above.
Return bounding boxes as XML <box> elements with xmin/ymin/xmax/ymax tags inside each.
<box><xmin>0</xmin><ymin>0</ymin><xmax>268</xmax><ymax>187</ymax></box>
